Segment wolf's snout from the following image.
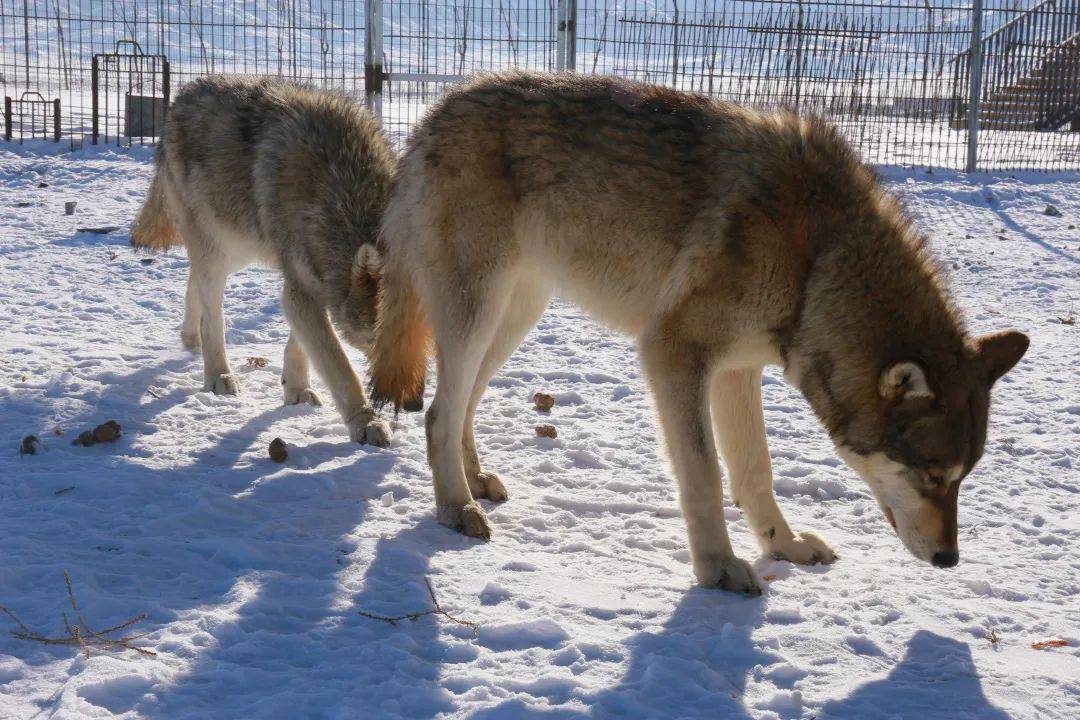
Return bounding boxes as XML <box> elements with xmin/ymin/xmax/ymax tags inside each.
<box><xmin>931</xmin><ymin>548</ymin><xmax>959</xmax><ymax>568</ymax></box>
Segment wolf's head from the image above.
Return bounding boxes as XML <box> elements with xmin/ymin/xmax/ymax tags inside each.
<box><xmin>797</xmin><ymin>331</ymin><xmax>1028</xmax><ymax>567</ymax></box>
<box><xmin>756</xmin><ymin>115</ymin><xmax>1031</xmax><ymax>567</ymax></box>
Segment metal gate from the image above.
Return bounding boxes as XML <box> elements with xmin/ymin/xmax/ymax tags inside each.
<box><xmin>4</xmin><ymin>91</ymin><xmax>60</xmax><ymax>142</ymax></box>
<box><xmin>366</xmin><ymin>0</ymin><xmax>577</xmax><ymax>140</ymax></box>
<box><xmin>91</xmin><ymin>41</ymin><xmax>170</xmax><ymax>145</ymax></box>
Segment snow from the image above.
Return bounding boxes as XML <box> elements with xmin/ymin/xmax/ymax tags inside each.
<box><xmin>1</xmin><ymin>142</ymin><xmax>1078</xmax><ymax>719</ymax></box>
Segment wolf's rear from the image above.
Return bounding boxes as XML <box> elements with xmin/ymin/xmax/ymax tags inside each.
<box><xmin>131</xmin><ymin>161</ymin><xmax>182</xmax><ymax>250</ymax></box>
<box><xmin>368</xmin><ymin>242</ymin><xmax>430</xmax><ymax>413</ymax></box>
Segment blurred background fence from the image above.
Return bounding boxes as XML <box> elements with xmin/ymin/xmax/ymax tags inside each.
<box><xmin>1</xmin><ymin>1</ymin><xmax>1077</xmax><ymax>170</ymax></box>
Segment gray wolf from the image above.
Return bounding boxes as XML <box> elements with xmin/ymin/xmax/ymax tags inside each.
<box><xmin>370</xmin><ymin>72</ymin><xmax>1028</xmax><ymax>593</ymax></box>
<box><xmin>132</xmin><ymin>75</ymin><xmax>393</xmax><ymax>445</ymax></box>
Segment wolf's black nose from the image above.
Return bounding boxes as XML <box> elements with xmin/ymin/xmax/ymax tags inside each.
<box><xmin>932</xmin><ymin>549</ymin><xmax>959</xmax><ymax>568</ymax></box>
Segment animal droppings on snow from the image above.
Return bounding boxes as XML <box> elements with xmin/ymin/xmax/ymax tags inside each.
<box><xmin>92</xmin><ymin>420</ymin><xmax>122</xmax><ymax>443</ymax></box>
<box><xmin>476</xmin><ymin>618</ymin><xmax>569</xmax><ymax>650</ymax></box>
<box><xmin>268</xmin><ymin>437</ymin><xmax>288</xmax><ymax>463</ymax></box>
<box><xmin>535</xmin><ymin>424</ymin><xmax>558</xmax><ymax>439</ymax></box>
<box><xmin>1043</xmin><ymin>204</ymin><xmax>1062</xmax><ymax>217</ymax></box>
<box><xmin>71</xmin><ymin>420</ymin><xmax>122</xmax><ymax>447</ymax></box>
<box><xmin>19</xmin><ymin>435</ymin><xmax>41</xmax><ymax>455</ymax></box>
<box><xmin>532</xmin><ymin>392</ymin><xmax>555</xmax><ymax>412</ymax></box>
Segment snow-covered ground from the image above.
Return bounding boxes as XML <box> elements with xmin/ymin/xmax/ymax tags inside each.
<box><xmin>0</xmin><ymin>142</ymin><xmax>1077</xmax><ymax>719</ymax></box>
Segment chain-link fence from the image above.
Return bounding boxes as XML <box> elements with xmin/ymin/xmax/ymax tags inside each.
<box><xmin>2</xmin><ymin>1</ymin><xmax>1077</xmax><ymax>170</ymax></box>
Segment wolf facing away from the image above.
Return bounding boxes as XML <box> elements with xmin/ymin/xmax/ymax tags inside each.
<box><xmin>370</xmin><ymin>72</ymin><xmax>1029</xmax><ymax>593</ymax></box>
<box><xmin>133</xmin><ymin>76</ymin><xmax>394</xmax><ymax>445</ymax></box>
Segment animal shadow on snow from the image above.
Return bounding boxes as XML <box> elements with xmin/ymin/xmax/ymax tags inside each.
<box><xmin>2</xmin><ymin>359</ymin><xmax>461</xmax><ymax>718</ymax></box>
<box><xmin>141</xmin><ymin>523</ymin><xmax>465</xmax><ymax>718</ymax></box>
<box><xmin>472</xmin><ymin>587</ymin><xmax>771</xmax><ymax>720</ymax></box>
<box><xmin>818</xmin><ymin>630</ymin><xmax>1010</xmax><ymax>720</ymax></box>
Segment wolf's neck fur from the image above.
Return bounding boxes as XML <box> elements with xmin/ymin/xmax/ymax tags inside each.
<box><xmin>739</xmin><ymin>120</ymin><xmax>966</xmax><ymax>447</ymax></box>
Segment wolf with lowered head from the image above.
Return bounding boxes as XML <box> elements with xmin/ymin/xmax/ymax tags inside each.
<box><xmin>133</xmin><ymin>76</ymin><xmax>393</xmax><ymax>445</ymax></box>
<box><xmin>370</xmin><ymin>72</ymin><xmax>1029</xmax><ymax>594</ymax></box>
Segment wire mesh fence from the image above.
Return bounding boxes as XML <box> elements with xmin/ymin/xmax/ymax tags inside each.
<box><xmin>1</xmin><ymin>0</ymin><xmax>1077</xmax><ymax>170</ymax></box>
<box><xmin>1</xmin><ymin>0</ymin><xmax>366</xmax><ymax>146</ymax></box>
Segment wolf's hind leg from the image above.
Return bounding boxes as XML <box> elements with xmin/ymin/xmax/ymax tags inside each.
<box><xmin>181</xmin><ymin>272</ymin><xmax>202</xmax><ymax>351</ymax></box>
<box><xmin>281</xmin><ymin>278</ymin><xmax>388</xmax><ymax>446</ymax></box>
<box><xmin>424</xmin><ymin>270</ymin><xmax>521</xmax><ymax>539</ymax></box>
<box><xmin>461</xmin><ymin>276</ymin><xmax>551</xmax><ymax>502</ymax></box>
<box><xmin>639</xmin><ymin>334</ymin><xmax>759</xmax><ymax>595</ymax></box>
<box><xmin>712</xmin><ymin>368</ymin><xmax>836</xmax><ymax>565</ymax></box>
<box><xmin>281</xmin><ymin>332</ymin><xmax>323</xmax><ymax>406</ymax></box>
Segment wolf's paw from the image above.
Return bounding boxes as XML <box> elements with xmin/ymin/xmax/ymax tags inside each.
<box><xmin>181</xmin><ymin>328</ymin><xmax>201</xmax><ymax>351</ymax></box>
<box><xmin>694</xmin><ymin>555</ymin><xmax>762</xmax><ymax>596</ymax></box>
<box><xmin>769</xmin><ymin>531</ymin><xmax>837</xmax><ymax>565</ymax></box>
<box><xmin>204</xmin><ymin>373</ymin><xmax>239</xmax><ymax>396</ymax></box>
<box><xmin>438</xmin><ymin>501</ymin><xmax>492</xmax><ymax>540</ymax></box>
<box><xmin>363</xmin><ymin>420</ymin><xmax>392</xmax><ymax>448</ymax></box>
<box><xmin>283</xmin><ymin>386</ymin><xmax>323</xmax><ymax>407</ymax></box>
<box><xmin>468</xmin><ymin>470</ymin><xmax>508</xmax><ymax>502</ymax></box>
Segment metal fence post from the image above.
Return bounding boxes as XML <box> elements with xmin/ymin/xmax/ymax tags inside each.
<box><xmin>556</xmin><ymin>0</ymin><xmax>566</xmax><ymax>71</ymax></box>
<box><xmin>966</xmin><ymin>0</ymin><xmax>984</xmax><ymax>173</ymax></box>
<box><xmin>91</xmin><ymin>54</ymin><xmax>99</xmax><ymax>144</ymax></box>
<box><xmin>566</xmin><ymin>0</ymin><xmax>576</xmax><ymax>71</ymax></box>
<box><xmin>365</xmin><ymin>0</ymin><xmax>384</xmax><ymax>121</ymax></box>
<box><xmin>557</xmin><ymin>0</ymin><xmax>576</xmax><ymax>72</ymax></box>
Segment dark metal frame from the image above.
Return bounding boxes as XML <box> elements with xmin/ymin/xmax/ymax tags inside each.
<box><xmin>3</xmin><ymin>90</ymin><xmax>60</xmax><ymax>142</ymax></box>
<box><xmin>91</xmin><ymin>40</ymin><xmax>170</xmax><ymax>145</ymax></box>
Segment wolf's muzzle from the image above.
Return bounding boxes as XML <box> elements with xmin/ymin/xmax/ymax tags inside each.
<box><xmin>931</xmin><ymin>549</ymin><xmax>959</xmax><ymax>568</ymax></box>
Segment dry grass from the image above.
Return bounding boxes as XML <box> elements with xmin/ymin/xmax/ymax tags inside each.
<box><xmin>0</xmin><ymin>572</ymin><xmax>155</xmax><ymax>658</ymax></box>
<box><xmin>358</xmin><ymin>577</ymin><xmax>478</xmax><ymax>637</ymax></box>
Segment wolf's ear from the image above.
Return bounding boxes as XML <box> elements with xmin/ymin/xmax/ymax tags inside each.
<box><xmin>879</xmin><ymin>362</ymin><xmax>934</xmax><ymax>402</ymax></box>
<box><xmin>973</xmin><ymin>330</ymin><xmax>1029</xmax><ymax>384</ymax></box>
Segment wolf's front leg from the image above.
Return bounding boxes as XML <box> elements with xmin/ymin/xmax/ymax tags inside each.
<box><xmin>639</xmin><ymin>336</ymin><xmax>760</xmax><ymax>595</ymax></box>
<box><xmin>281</xmin><ymin>280</ymin><xmax>390</xmax><ymax>447</ymax></box>
<box><xmin>712</xmin><ymin>368</ymin><xmax>836</xmax><ymax>565</ymax></box>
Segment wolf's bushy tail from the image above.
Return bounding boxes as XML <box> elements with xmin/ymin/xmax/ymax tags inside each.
<box><xmin>369</xmin><ymin>255</ymin><xmax>431</xmax><ymax>412</ymax></box>
<box><xmin>131</xmin><ymin>164</ymin><xmax>182</xmax><ymax>251</ymax></box>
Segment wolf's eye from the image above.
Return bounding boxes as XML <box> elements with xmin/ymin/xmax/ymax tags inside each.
<box><xmin>927</xmin><ymin>473</ymin><xmax>945</xmax><ymax>487</ymax></box>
